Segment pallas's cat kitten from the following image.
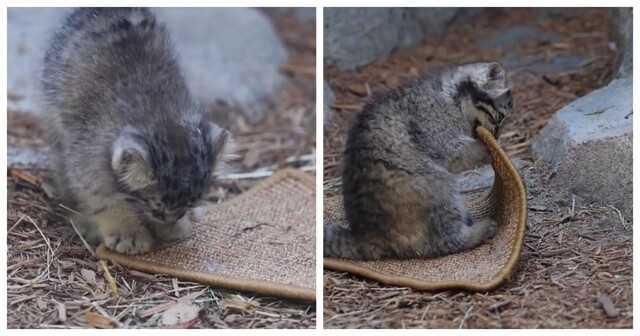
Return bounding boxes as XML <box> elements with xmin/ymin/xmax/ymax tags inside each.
<box><xmin>42</xmin><ymin>8</ymin><xmax>231</xmax><ymax>255</ymax></box>
<box><xmin>324</xmin><ymin>62</ymin><xmax>513</xmax><ymax>260</ymax></box>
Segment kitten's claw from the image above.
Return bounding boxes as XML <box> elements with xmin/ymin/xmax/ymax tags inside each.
<box><xmin>104</xmin><ymin>226</ymin><xmax>154</xmax><ymax>255</ymax></box>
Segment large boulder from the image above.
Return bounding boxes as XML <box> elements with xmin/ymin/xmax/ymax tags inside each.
<box><xmin>324</xmin><ymin>8</ymin><xmax>413</xmax><ymax>70</ymax></box>
<box><xmin>152</xmin><ymin>8</ymin><xmax>287</xmax><ymax>124</ymax></box>
<box><xmin>532</xmin><ymin>77</ymin><xmax>632</xmax><ymax>218</ymax></box>
<box><xmin>324</xmin><ymin>8</ymin><xmax>463</xmax><ymax>70</ymax></box>
<box><xmin>323</xmin><ymin>8</ymin><xmax>588</xmax><ymax>71</ymax></box>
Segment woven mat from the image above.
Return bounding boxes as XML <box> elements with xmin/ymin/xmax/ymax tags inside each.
<box><xmin>97</xmin><ymin>168</ymin><xmax>316</xmax><ymax>301</ymax></box>
<box><xmin>323</xmin><ymin>127</ymin><xmax>527</xmax><ymax>291</ymax></box>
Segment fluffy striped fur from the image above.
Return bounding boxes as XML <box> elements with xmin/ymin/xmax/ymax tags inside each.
<box><xmin>42</xmin><ymin>8</ymin><xmax>233</xmax><ymax>255</ymax></box>
<box><xmin>324</xmin><ymin>62</ymin><xmax>513</xmax><ymax>260</ymax></box>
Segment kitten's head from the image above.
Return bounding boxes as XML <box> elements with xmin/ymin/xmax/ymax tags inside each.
<box><xmin>454</xmin><ymin>62</ymin><xmax>513</xmax><ymax>138</ymax></box>
<box><xmin>110</xmin><ymin>120</ymin><xmax>232</xmax><ymax>227</ymax></box>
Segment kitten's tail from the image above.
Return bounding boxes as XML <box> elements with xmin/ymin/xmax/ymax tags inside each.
<box><xmin>323</xmin><ymin>224</ymin><xmax>386</xmax><ymax>260</ymax></box>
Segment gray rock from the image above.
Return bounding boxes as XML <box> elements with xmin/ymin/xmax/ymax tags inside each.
<box><xmin>153</xmin><ymin>8</ymin><xmax>287</xmax><ymax>124</ymax></box>
<box><xmin>411</xmin><ymin>8</ymin><xmax>460</xmax><ymax>39</ymax></box>
<box><xmin>324</xmin><ymin>8</ymin><xmax>465</xmax><ymax>70</ymax></box>
<box><xmin>324</xmin><ymin>8</ymin><xmax>408</xmax><ymax>70</ymax></box>
<box><xmin>531</xmin><ymin>8</ymin><xmax>586</xmax><ymax>18</ymax></box>
<box><xmin>8</xmin><ymin>8</ymin><xmax>71</xmax><ymax>116</ymax></box>
<box><xmin>477</xmin><ymin>24</ymin><xmax>559</xmax><ymax>48</ymax></box>
<box><xmin>610</xmin><ymin>8</ymin><xmax>633</xmax><ymax>79</ymax></box>
<box><xmin>323</xmin><ymin>81</ymin><xmax>336</xmax><ymax>131</ymax></box>
<box><xmin>8</xmin><ymin>8</ymin><xmax>287</xmax><ymax>124</ymax></box>
<box><xmin>532</xmin><ymin>77</ymin><xmax>632</xmax><ymax>218</ymax></box>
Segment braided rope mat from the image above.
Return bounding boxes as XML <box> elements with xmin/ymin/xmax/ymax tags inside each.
<box><xmin>97</xmin><ymin>168</ymin><xmax>316</xmax><ymax>301</ymax></box>
<box><xmin>323</xmin><ymin>127</ymin><xmax>527</xmax><ymax>291</ymax></box>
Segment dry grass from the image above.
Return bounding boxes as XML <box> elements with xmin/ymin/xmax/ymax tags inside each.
<box><xmin>323</xmin><ymin>8</ymin><xmax>631</xmax><ymax>328</ymax></box>
<box><xmin>7</xmin><ymin>11</ymin><xmax>316</xmax><ymax>329</ymax></box>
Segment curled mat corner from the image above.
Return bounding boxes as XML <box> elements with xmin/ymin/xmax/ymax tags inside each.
<box><xmin>97</xmin><ymin>168</ymin><xmax>316</xmax><ymax>301</ymax></box>
<box><xmin>323</xmin><ymin>126</ymin><xmax>527</xmax><ymax>291</ymax></box>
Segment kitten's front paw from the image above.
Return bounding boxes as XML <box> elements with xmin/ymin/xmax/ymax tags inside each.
<box><xmin>155</xmin><ymin>215</ymin><xmax>194</xmax><ymax>243</ymax></box>
<box><xmin>103</xmin><ymin>226</ymin><xmax>154</xmax><ymax>255</ymax></box>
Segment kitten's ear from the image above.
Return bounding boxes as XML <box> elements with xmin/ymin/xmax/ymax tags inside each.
<box><xmin>481</xmin><ymin>62</ymin><xmax>507</xmax><ymax>89</ymax></box>
<box><xmin>207</xmin><ymin>122</ymin><xmax>237</xmax><ymax>174</ymax></box>
<box><xmin>111</xmin><ymin>129</ymin><xmax>154</xmax><ymax>190</ymax></box>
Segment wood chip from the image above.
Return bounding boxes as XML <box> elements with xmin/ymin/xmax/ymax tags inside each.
<box><xmin>597</xmin><ymin>292</ymin><xmax>619</xmax><ymax>317</ymax></box>
<box><xmin>220</xmin><ymin>297</ymin><xmax>258</xmax><ymax>313</ymax></box>
<box><xmin>80</xmin><ymin>269</ymin><xmax>97</xmax><ymax>285</ymax></box>
<box><xmin>84</xmin><ymin>311</ymin><xmax>118</xmax><ymax>328</ymax></box>
<box><xmin>57</xmin><ymin>302</ymin><xmax>67</xmax><ymax>322</ymax></box>
<box><xmin>10</xmin><ymin>169</ymin><xmax>41</xmax><ymax>188</ymax></box>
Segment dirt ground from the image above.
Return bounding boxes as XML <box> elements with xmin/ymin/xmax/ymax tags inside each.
<box><xmin>7</xmin><ymin>11</ymin><xmax>316</xmax><ymax>329</ymax></box>
<box><xmin>323</xmin><ymin>8</ymin><xmax>632</xmax><ymax>328</ymax></box>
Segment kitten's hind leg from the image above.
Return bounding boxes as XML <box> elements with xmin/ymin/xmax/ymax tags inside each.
<box><xmin>418</xmin><ymin>193</ymin><xmax>497</xmax><ymax>258</ymax></box>
<box><xmin>324</xmin><ymin>224</ymin><xmax>388</xmax><ymax>260</ymax></box>
<box><xmin>463</xmin><ymin>217</ymin><xmax>498</xmax><ymax>249</ymax></box>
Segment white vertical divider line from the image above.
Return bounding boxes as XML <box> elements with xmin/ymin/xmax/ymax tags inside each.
<box><xmin>315</xmin><ymin>4</ymin><xmax>324</xmax><ymax>330</ymax></box>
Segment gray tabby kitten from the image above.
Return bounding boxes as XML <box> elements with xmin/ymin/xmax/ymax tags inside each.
<box><xmin>324</xmin><ymin>62</ymin><xmax>513</xmax><ymax>260</ymax></box>
<box><xmin>42</xmin><ymin>8</ymin><xmax>231</xmax><ymax>255</ymax></box>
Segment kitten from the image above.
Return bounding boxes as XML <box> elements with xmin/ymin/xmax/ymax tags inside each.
<box><xmin>42</xmin><ymin>8</ymin><xmax>232</xmax><ymax>255</ymax></box>
<box><xmin>324</xmin><ymin>62</ymin><xmax>513</xmax><ymax>260</ymax></box>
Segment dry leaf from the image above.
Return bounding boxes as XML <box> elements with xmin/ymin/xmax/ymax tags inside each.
<box><xmin>84</xmin><ymin>311</ymin><xmax>118</xmax><ymax>328</ymax></box>
<box><xmin>80</xmin><ymin>269</ymin><xmax>97</xmax><ymax>285</ymax></box>
<box><xmin>137</xmin><ymin>291</ymin><xmax>203</xmax><ymax>318</ymax></box>
<box><xmin>162</xmin><ymin>303</ymin><xmax>200</xmax><ymax>326</ymax></box>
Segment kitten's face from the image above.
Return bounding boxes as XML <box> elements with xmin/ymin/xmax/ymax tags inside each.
<box><xmin>111</xmin><ymin>120</ymin><xmax>230</xmax><ymax>227</ymax></box>
<box><xmin>125</xmin><ymin>170</ymin><xmax>209</xmax><ymax>226</ymax></box>
<box><xmin>455</xmin><ymin>62</ymin><xmax>513</xmax><ymax>138</ymax></box>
